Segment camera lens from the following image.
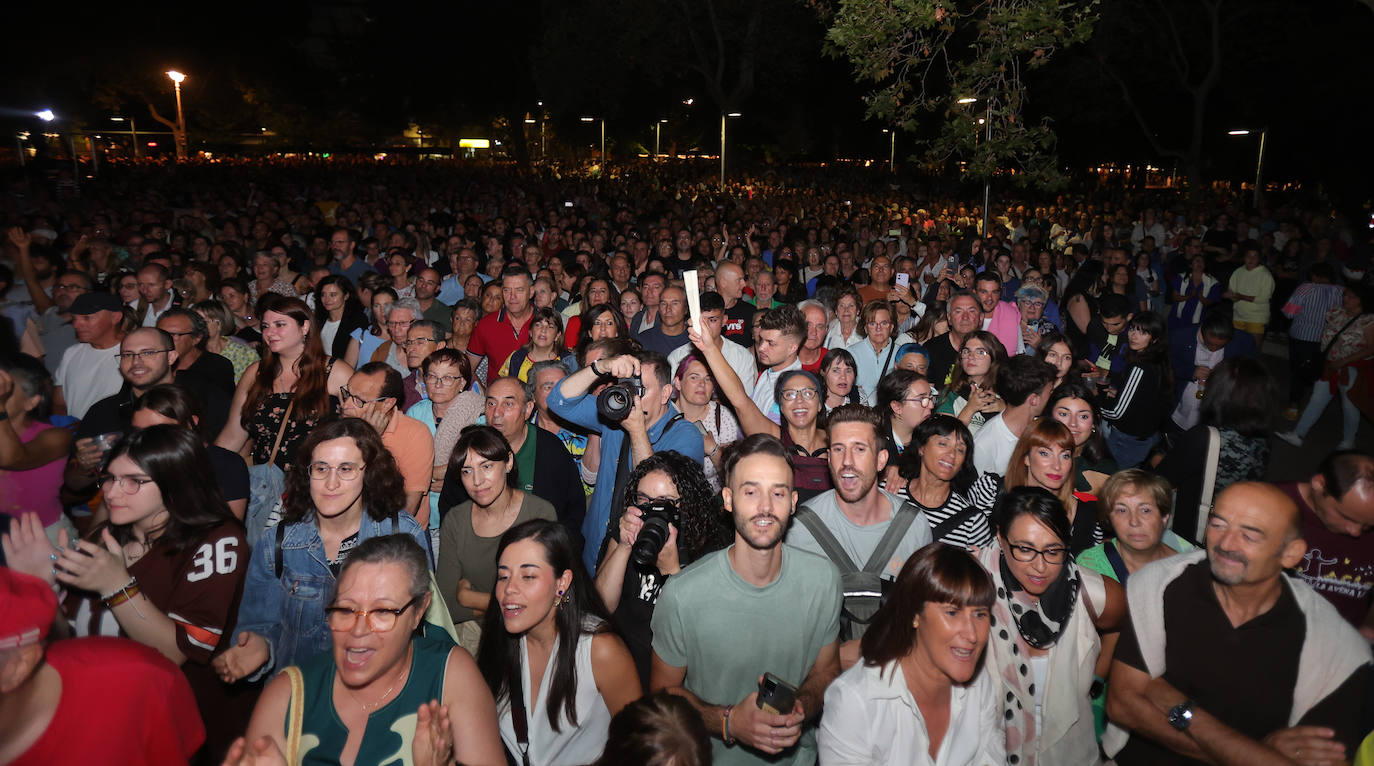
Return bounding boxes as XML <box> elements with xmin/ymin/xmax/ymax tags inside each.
<box><xmin>631</xmin><ymin>515</ymin><xmax>672</xmax><ymax>569</ymax></box>
<box><xmin>596</xmin><ymin>382</ymin><xmax>634</xmax><ymax>421</ymax></box>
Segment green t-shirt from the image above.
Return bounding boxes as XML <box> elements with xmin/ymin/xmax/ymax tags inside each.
<box><xmin>651</xmin><ymin>544</ymin><xmax>842</xmax><ymax>766</ymax></box>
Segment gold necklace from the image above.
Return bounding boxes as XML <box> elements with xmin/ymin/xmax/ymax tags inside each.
<box><xmin>345</xmin><ymin>662</ymin><xmax>408</xmax><ymax>712</ymax></box>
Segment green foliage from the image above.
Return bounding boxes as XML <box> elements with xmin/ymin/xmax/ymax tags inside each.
<box><xmin>817</xmin><ymin>0</ymin><xmax>1098</xmax><ymax>188</ymax></box>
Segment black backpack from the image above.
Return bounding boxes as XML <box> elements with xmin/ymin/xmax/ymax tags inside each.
<box><xmin>792</xmin><ymin>501</ymin><xmax>920</xmax><ymax>642</ymax></box>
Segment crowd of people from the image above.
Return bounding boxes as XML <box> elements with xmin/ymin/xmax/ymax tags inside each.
<box><xmin>1</xmin><ymin>159</ymin><xmax>1373</xmax><ymax>766</ymax></box>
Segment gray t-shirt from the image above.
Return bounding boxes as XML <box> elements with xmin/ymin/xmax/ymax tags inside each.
<box><xmin>652</xmin><ymin>544</ymin><xmax>841</xmax><ymax>766</ymax></box>
<box><xmin>435</xmin><ymin>492</ymin><xmax>557</xmax><ymax>623</ymax></box>
<box><xmin>787</xmin><ymin>489</ymin><xmax>932</xmax><ymax>581</ymax></box>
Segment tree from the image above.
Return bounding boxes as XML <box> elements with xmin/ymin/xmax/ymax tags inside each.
<box><xmin>816</xmin><ymin>0</ymin><xmax>1098</xmax><ymax>188</ymax></box>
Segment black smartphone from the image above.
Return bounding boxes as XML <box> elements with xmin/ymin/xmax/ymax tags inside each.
<box><xmin>757</xmin><ymin>673</ymin><xmax>798</xmax><ymax>714</ymax></box>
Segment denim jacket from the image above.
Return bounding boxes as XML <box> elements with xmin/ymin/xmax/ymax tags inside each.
<box><xmin>234</xmin><ymin>510</ymin><xmax>430</xmax><ymax>677</ymax></box>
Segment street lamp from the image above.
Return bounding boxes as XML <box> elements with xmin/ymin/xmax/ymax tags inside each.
<box><xmin>720</xmin><ymin>112</ymin><xmax>741</xmax><ymax>190</ymax></box>
<box><xmin>166</xmin><ymin>70</ymin><xmax>187</xmax><ymax>160</ymax></box>
<box><xmin>36</xmin><ymin>110</ymin><xmax>55</xmax><ymax>122</ymax></box>
<box><xmin>1228</xmin><ymin>128</ymin><xmax>1268</xmax><ymax>207</ymax></box>
<box><xmin>958</xmin><ymin>96</ymin><xmax>993</xmax><ymax>235</ymax></box>
<box><xmin>112</xmin><ymin>116</ymin><xmax>140</xmax><ymax>159</ymax></box>
<box><xmin>882</xmin><ymin>128</ymin><xmax>895</xmax><ymax>173</ymax></box>
<box><xmin>580</xmin><ymin>116</ymin><xmax>605</xmax><ymax>165</ymax></box>
<box><xmin>655</xmin><ymin>119</ymin><xmax>667</xmax><ymax>160</ymax></box>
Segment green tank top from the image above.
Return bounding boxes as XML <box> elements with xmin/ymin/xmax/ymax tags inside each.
<box><xmin>288</xmin><ymin>633</ymin><xmax>454</xmax><ymax>765</ymax></box>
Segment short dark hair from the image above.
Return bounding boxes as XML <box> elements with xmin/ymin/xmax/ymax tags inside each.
<box><xmin>1197</xmin><ymin>356</ymin><xmax>1276</xmax><ymax>438</ymax></box>
<box><xmin>698</xmin><ymin>291</ymin><xmax>725</xmax><ymax>313</ymax></box>
<box><xmin>409</xmin><ymin>319</ymin><xmax>447</xmax><ymax>343</ymax></box>
<box><xmin>994</xmin><ymin>485</ymin><xmax>1071</xmax><ymax>545</ymax></box>
<box><xmin>637</xmin><ymin>349</ymin><xmax>673</xmax><ymax>389</ymax></box>
<box><xmin>336</xmin><ymin>534</ymin><xmax>431</xmax><ymax>602</ymax></box>
<box><xmin>826</xmin><ymin>402</ymin><xmax>884</xmax><ymax>444</ymax></box>
<box><xmin>1098</xmin><ymin>293</ymin><xmax>1131</xmax><ymax>319</ymax></box>
<box><xmin>356</xmin><ymin>361</ymin><xmax>405</xmax><ymax>404</ymax></box>
<box><xmin>974</xmin><ymin>270</ymin><xmax>1002</xmax><ymax>289</ymax></box>
<box><xmin>859</xmin><ymin>543</ymin><xmax>995</xmax><ymax>669</ymax></box>
<box><xmin>592</xmin><ymin>693</ymin><xmax>712</xmax><ymax>766</ymax></box>
<box><xmin>136</xmin><ymin>384</ymin><xmax>206</xmax><ymax>438</ymax></box>
<box><xmin>995</xmin><ymin>355</ymin><xmax>1057</xmax><ymax>407</ymax></box>
<box><xmin>420</xmin><ymin>348</ymin><xmax>473</xmax><ymax>386</ymax></box>
<box><xmin>875</xmin><ymin>369</ymin><xmax>927</xmax><ymax>420</ymax></box>
<box><xmin>721</xmin><ymin>433</ymin><xmax>793</xmax><ymax>488</ymax></box>
<box><xmin>755</xmin><ymin>304</ymin><xmax>806</xmax><ymax>344</ymax></box>
<box><xmin>451</xmin><ymin>425</ymin><xmax>518</xmax><ymax>488</ymax></box>
<box><xmin>1200</xmin><ymin>310</ymin><xmax>1235</xmax><ymax>342</ymax></box>
<box><xmin>899</xmin><ymin>415</ymin><xmax>977</xmax><ymax>492</ymax></box>
<box><xmin>1317</xmin><ymin>449</ymin><xmax>1374</xmax><ymax>501</ymax></box>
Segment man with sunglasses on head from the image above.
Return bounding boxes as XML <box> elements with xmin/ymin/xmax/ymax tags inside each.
<box><xmin>340</xmin><ymin>362</ymin><xmax>435</xmax><ymax>527</ymax></box>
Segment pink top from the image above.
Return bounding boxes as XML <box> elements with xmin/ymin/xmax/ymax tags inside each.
<box><xmin>0</xmin><ymin>420</ymin><xmax>67</xmax><ymax>527</ymax></box>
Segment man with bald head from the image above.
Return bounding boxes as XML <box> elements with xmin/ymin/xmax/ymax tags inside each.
<box><xmin>715</xmin><ymin>261</ymin><xmax>756</xmax><ymax>348</ymax></box>
<box><xmin>1106</xmin><ymin>482</ymin><xmax>1372</xmax><ymax>766</ymax></box>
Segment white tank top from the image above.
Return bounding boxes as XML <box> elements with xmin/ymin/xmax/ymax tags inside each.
<box><xmin>499</xmin><ymin>630</ymin><xmax>611</xmax><ymax>765</ymax></box>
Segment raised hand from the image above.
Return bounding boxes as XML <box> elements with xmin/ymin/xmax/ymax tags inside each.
<box><xmin>412</xmin><ymin>700</ymin><xmax>455</xmax><ymax>766</ymax></box>
<box><xmin>214</xmin><ymin>631</ymin><xmax>271</xmax><ymax>683</ymax></box>
<box><xmin>220</xmin><ymin>736</ymin><xmax>287</xmax><ymax>766</ymax></box>
<box><xmin>0</xmin><ymin>512</ymin><xmax>61</xmax><ymax>585</ymax></box>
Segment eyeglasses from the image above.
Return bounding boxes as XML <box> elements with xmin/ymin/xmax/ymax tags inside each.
<box><xmin>339</xmin><ymin>386</ymin><xmax>389</xmax><ymax>409</ymax></box>
<box><xmin>1006</xmin><ymin>543</ymin><xmax>1068</xmax><ymax>565</ymax></box>
<box><xmin>631</xmin><ymin>494</ymin><xmax>680</xmax><ymax>509</ymax></box>
<box><xmin>903</xmin><ymin>394</ymin><xmax>937</xmax><ymax>406</ymax></box>
<box><xmin>116</xmin><ymin>349</ymin><xmax>172</xmax><ymax>363</ymax></box>
<box><xmin>54</xmin><ymin>283</ymin><xmax>88</xmax><ymax>292</ymax></box>
<box><xmin>424</xmin><ymin>373</ymin><xmax>462</xmax><ymax>387</ymax></box>
<box><xmin>99</xmin><ymin>474</ymin><xmax>155</xmax><ymax>494</ymax></box>
<box><xmin>401</xmin><ymin>337</ymin><xmax>441</xmax><ymax>348</ymax></box>
<box><xmin>780</xmin><ymin>388</ymin><xmax>819</xmax><ymax>401</ymax></box>
<box><xmin>866</xmin><ymin>320</ymin><xmax>892</xmax><ymax>328</ymax></box>
<box><xmin>308</xmin><ymin>461</ymin><xmax>366</xmax><ymax>481</ymax></box>
<box><xmin>960</xmin><ymin>347</ymin><xmax>990</xmax><ymax>358</ymax></box>
<box><xmin>325</xmin><ymin>596</ymin><xmax>421</xmax><ymax>633</ymax></box>
<box><xmin>386</xmin><ymin>319</ymin><xmax>414</xmax><ymax>328</ymax></box>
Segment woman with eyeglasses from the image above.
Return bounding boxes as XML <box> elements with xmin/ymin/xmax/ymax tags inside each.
<box><xmin>688</xmin><ymin>321</ymin><xmax>833</xmax><ymax>502</ymax></box>
<box><xmin>895</xmin><ymin>415</ymin><xmax>1001</xmax><ymax>550</ymax></box>
<box><xmin>594</xmin><ymin>451</ymin><xmax>730</xmax><ymax>689</ymax></box>
<box><xmin>477</xmin><ymin>519</ymin><xmax>641</xmax><ymax>765</ymax></box>
<box><xmin>498</xmin><ymin>307</ymin><xmax>564</xmax><ymax>383</ymax></box>
<box><xmin>436</xmin><ymin>426</ymin><xmax>557</xmax><ymax>648</ymax></box>
<box><xmin>875</xmin><ymin>368</ymin><xmax>936</xmax><ymax>470</ymax></box>
<box><xmin>976</xmin><ymin>486</ymin><xmax>1125</xmax><ymax>766</ymax></box>
<box><xmin>225</xmin><ymin>534</ymin><xmax>506</xmax><ymax>766</ymax></box>
<box><xmin>933</xmin><ymin>330</ymin><xmax>1007</xmax><ymax>437</ymax></box>
<box><xmin>1004</xmin><ymin>419</ymin><xmax>1103</xmax><ymax>556</ymax></box>
<box><xmin>1</xmin><ymin>425</ymin><xmax>251</xmax><ymax>758</ymax></box>
<box><xmin>408</xmin><ymin>348</ymin><xmax>483</xmax><ymax>531</ymax></box>
<box><xmin>212</xmin><ymin>418</ymin><xmax>431</xmax><ymax>685</ymax></box>
<box><xmin>848</xmin><ymin>300</ymin><xmax>916</xmax><ymax>406</ymax></box>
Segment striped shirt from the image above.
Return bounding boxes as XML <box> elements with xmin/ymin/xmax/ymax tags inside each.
<box><xmin>896</xmin><ymin>472</ymin><xmax>1001</xmax><ymax>550</ymax></box>
<box><xmin>1282</xmin><ymin>282</ymin><xmax>1344</xmax><ymax>342</ymax></box>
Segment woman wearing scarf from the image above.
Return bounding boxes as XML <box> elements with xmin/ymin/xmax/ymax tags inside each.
<box><xmin>977</xmin><ymin>486</ymin><xmax>1125</xmax><ymax>765</ymax></box>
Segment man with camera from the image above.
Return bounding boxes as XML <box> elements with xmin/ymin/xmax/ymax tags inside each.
<box><xmin>547</xmin><ymin>348</ymin><xmax>705</xmax><ymax>573</ymax></box>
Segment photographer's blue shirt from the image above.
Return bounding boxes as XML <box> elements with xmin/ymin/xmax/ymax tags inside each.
<box><xmin>546</xmin><ymin>388</ymin><xmax>705</xmax><ymax>573</ymax></box>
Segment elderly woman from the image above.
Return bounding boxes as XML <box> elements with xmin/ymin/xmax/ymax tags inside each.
<box><xmin>247</xmin><ymin>250</ymin><xmax>297</xmax><ymax>306</ymax></box>
<box><xmin>820</xmin><ymin>543</ymin><xmax>1005</xmax><ymax>765</ymax></box>
<box><xmin>978</xmin><ymin>486</ymin><xmax>1125</xmax><ymax>765</ymax></box>
<box><xmin>407</xmin><ymin>349</ymin><xmax>484</xmax><ymax>542</ymax></box>
<box><xmin>193</xmin><ymin>299</ymin><xmax>260</xmax><ymax>384</ymax></box>
<box><xmin>848</xmin><ymin>300</ymin><xmax>916</xmax><ymax>406</ymax></box>
<box><xmin>1015</xmin><ymin>283</ymin><xmax>1056</xmax><ymax>355</ymax></box>
<box><xmin>224</xmin><ymin>535</ymin><xmax>506</xmax><ymax>766</ymax></box>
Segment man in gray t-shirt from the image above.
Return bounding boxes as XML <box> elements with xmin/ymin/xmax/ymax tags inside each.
<box><xmin>786</xmin><ymin>404</ymin><xmax>932</xmax><ymax>668</ymax></box>
<box><xmin>652</xmin><ymin>434</ymin><xmax>841</xmax><ymax>766</ymax></box>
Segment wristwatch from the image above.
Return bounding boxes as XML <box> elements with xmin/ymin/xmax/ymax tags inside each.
<box><xmin>1167</xmin><ymin>700</ymin><xmax>1195</xmax><ymax>731</ymax></box>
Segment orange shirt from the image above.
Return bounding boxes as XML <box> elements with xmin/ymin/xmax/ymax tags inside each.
<box><xmin>382</xmin><ymin>411</ymin><xmax>435</xmax><ymax>496</ymax></box>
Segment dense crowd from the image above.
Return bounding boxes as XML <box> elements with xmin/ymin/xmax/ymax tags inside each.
<box><xmin>1</xmin><ymin>160</ymin><xmax>1372</xmax><ymax>766</ymax></box>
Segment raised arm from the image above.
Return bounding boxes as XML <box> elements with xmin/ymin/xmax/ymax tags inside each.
<box><xmin>686</xmin><ymin>324</ymin><xmax>779</xmax><ymax>438</ymax></box>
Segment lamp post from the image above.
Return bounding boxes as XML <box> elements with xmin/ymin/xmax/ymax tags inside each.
<box><xmin>111</xmin><ymin>116</ymin><xmax>139</xmax><ymax>159</ymax></box>
<box><xmin>1227</xmin><ymin>128</ymin><xmax>1268</xmax><ymax>207</ymax></box>
<box><xmin>580</xmin><ymin>116</ymin><xmax>605</xmax><ymax>165</ymax></box>
<box><xmin>720</xmin><ymin>112</ymin><xmax>741</xmax><ymax>190</ymax></box>
<box><xmin>166</xmin><ymin>70</ymin><xmax>187</xmax><ymax>160</ymax></box>
<box><xmin>958</xmin><ymin>96</ymin><xmax>993</xmax><ymax>235</ymax></box>
<box><xmin>882</xmin><ymin>128</ymin><xmax>895</xmax><ymax>173</ymax></box>
<box><xmin>655</xmin><ymin>118</ymin><xmax>667</xmax><ymax>160</ymax></box>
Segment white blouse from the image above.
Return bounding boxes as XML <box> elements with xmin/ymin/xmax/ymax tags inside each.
<box><xmin>819</xmin><ymin>659</ymin><xmax>1005</xmax><ymax>766</ymax></box>
<box><xmin>497</xmin><ymin>630</ymin><xmax>611</xmax><ymax>766</ymax></box>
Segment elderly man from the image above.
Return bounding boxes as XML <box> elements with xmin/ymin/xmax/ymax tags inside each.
<box><xmin>468</xmin><ymin>267</ymin><xmax>535</xmax><ymax>385</ymax></box>
<box><xmin>438</xmin><ymin>375</ymin><xmax>586</xmax><ymax>545</ymax></box>
<box><xmin>797</xmin><ymin>300</ymin><xmax>830</xmax><ymax>373</ymax></box>
<box><xmin>400</xmin><ymin>319</ymin><xmax>447</xmax><ymax>409</ymax></box>
<box><xmin>157</xmin><ymin>308</ymin><xmax>234</xmax><ymax>397</ymax></box>
<box><xmin>369</xmin><ymin>297</ymin><xmax>423</xmax><ymax>375</ymax></box>
<box><xmin>339</xmin><ymin>362</ymin><xmax>434</xmax><ymax>525</ymax></box>
<box><xmin>1106</xmin><ymin>482</ymin><xmax>1372</xmax><ymax>766</ymax></box>
<box><xmin>923</xmin><ymin>291</ymin><xmax>982</xmax><ymax>387</ymax></box>
<box><xmin>53</xmin><ymin>293</ymin><xmax>127</xmax><ymax>418</ymax></box>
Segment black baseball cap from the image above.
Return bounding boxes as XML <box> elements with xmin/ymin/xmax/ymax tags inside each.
<box><xmin>69</xmin><ymin>292</ymin><xmax>124</xmax><ymax>315</ymax></box>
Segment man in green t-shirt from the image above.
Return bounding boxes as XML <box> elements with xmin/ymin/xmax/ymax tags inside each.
<box><xmin>651</xmin><ymin>434</ymin><xmax>842</xmax><ymax>766</ymax></box>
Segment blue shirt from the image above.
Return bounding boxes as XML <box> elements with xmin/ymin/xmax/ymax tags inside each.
<box><xmin>546</xmin><ymin>387</ymin><xmax>704</xmax><ymax>572</ymax></box>
<box><xmin>328</xmin><ymin>257</ymin><xmax>373</xmax><ymax>288</ymax></box>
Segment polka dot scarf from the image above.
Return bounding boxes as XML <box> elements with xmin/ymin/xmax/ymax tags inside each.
<box><xmin>985</xmin><ymin>546</ymin><xmax>1081</xmax><ymax>766</ymax></box>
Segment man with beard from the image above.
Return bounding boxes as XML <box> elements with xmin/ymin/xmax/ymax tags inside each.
<box><xmin>413</xmin><ymin>268</ymin><xmax>452</xmax><ymax>325</ymax></box>
<box><xmin>750</xmin><ymin>305</ymin><xmax>805</xmax><ymax>425</ymax></box>
<box><xmin>1106</xmin><ymin>482</ymin><xmax>1371</xmax><ymax>766</ymax></box>
<box><xmin>786</xmin><ymin>404</ymin><xmax>931</xmax><ymax>669</ymax></box>
<box><xmin>651</xmin><ymin>433</ymin><xmax>841</xmax><ymax>766</ymax></box>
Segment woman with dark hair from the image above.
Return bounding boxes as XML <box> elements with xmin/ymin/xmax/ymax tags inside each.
<box><xmin>212</xmin><ymin>417</ymin><xmax>431</xmax><ymax>684</ymax></box>
<box><xmin>595</xmin><ymin>451</ymin><xmax>731</xmax><ymax>687</ymax></box>
<box><xmin>477</xmin><ymin>519</ymin><xmax>641</xmax><ymax>764</ymax></box>
<box><xmin>0</xmin><ymin>354</ymin><xmax>73</xmax><ymax>543</ymax></box>
<box><xmin>570</xmin><ymin>303</ymin><xmax>628</xmax><ymax>368</ymax></box>
<box><xmin>1060</xmin><ymin>260</ymin><xmax>1104</xmax><ymax>353</ymax></box>
<box><xmin>933</xmin><ymin>330</ymin><xmax>1007</xmax><ymax>437</ymax></box>
<box><xmin>225</xmin><ymin>534</ymin><xmax>505</xmax><ymax>766</ymax></box>
<box><xmin>348</xmin><ymin>287</ymin><xmax>398</xmax><ymax>368</ymax></box>
<box><xmin>563</xmin><ymin>279</ymin><xmax>621</xmax><ymax>347</ymax></box>
<box><xmin>216</xmin><ymin>296</ymin><xmax>351</xmax><ymax>473</ymax></box>
<box><xmin>1035</xmin><ymin>330</ymin><xmax>1076</xmax><ymax>389</ymax></box>
<box><xmin>133</xmin><ymin>383</ymin><xmax>250</xmax><ymax>521</ymax></box>
<box><xmin>896</xmin><ymin>415</ymin><xmax>1001</xmax><ymax>550</ymax></box>
<box><xmin>875</xmin><ymin>368</ymin><xmax>936</xmax><ymax>463</ymax></box>
<box><xmin>592</xmin><ymin>693</ymin><xmax>712</xmax><ymax>766</ymax></box>
<box><xmin>1097</xmin><ymin>311</ymin><xmax>1172</xmax><ymax>468</ymax></box>
<box><xmin>217</xmin><ymin>277</ymin><xmax>259</xmax><ymax>342</ymax></box>
<box><xmin>1105</xmin><ymin>263</ymin><xmax>1143</xmax><ymax>312</ymax></box>
<box><xmin>773</xmin><ymin>259</ymin><xmax>807</xmax><ymax>304</ymax></box>
<box><xmin>193</xmin><ymin>298</ymin><xmax>259</xmax><ymax>384</ymax></box>
<box><xmin>976</xmin><ymin>486</ymin><xmax>1124</xmax><ymax>765</ymax></box>
<box><xmin>820</xmin><ymin>543</ymin><xmax>1004</xmax><ymax>764</ymax></box>
<box><xmin>672</xmin><ymin>352</ymin><xmax>741</xmax><ymax>491</ymax></box>
<box><xmin>820</xmin><ymin>347</ymin><xmax>862</xmax><ymax>414</ymax></box>
<box><xmin>1278</xmin><ymin>284</ymin><xmax>1374</xmax><ymax>452</ymax></box>
<box><xmin>3</xmin><ymin>425</ymin><xmax>250</xmax><ymax>757</ymax></box>
<box><xmin>437</xmin><ymin>426</ymin><xmax>557</xmax><ymax>639</ymax></box>
<box><xmin>1158</xmin><ymin>356</ymin><xmax>1277</xmax><ymax>541</ymax></box>
<box><xmin>499</xmin><ymin>306</ymin><xmax>565</xmax><ymax>382</ymax></box>
<box><xmin>1005</xmin><ymin>419</ymin><xmax>1102</xmax><ymax>555</ymax></box>
<box><xmin>312</xmin><ymin>274</ymin><xmax>367</xmax><ymax>363</ymax></box>
<box><xmin>1047</xmin><ymin>380</ymin><xmax>1117</xmax><ymax>497</ymax></box>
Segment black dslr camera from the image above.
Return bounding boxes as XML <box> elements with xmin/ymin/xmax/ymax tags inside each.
<box><xmin>630</xmin><ymin>499</ymin><xmax>680</xmax><ymax>569</ymax></box>
<box><xmin>596</xmin><ymin>375</ymin><xmax>645</xmax><ymax>422</ymax></box>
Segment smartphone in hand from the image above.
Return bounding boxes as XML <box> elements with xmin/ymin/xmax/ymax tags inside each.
<box><xmin>757</xmin><ymin>673</ymin><xmax>798</xmax><ymax>715</ymax></box>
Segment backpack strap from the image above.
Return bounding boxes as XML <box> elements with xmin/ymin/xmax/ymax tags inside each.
<box><xmin>793</xmin><ymin>506</ymin><xmax>859</xmax><ymax>573</ymax></box>
<box><xmin>863</xmin><ymin>501</ymin><xmax>919</xmax><ymax>574</ymax></box>
<box><xmin>1102</xmin><ymin>540</ymin><xmax>1132</xmax><ymax>584</ymax></box>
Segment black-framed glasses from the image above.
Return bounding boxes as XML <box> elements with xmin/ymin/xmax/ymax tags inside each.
<box><xmin>324</xmin><ymin>596</ymin><xmax>422</xmax><ymax>633</ymax></box>
<box><xmin>1006</xmin><ymin>543</ymin><xmax>1068</xmax><ymax>565</ymax></box>
<box><xmin>401</xmin><ymin>337</ymin><xmax>441</xmax><ymax>348</ymax></box>
<box><xmin>339</xmin><ymin>386</ymin><xmax>388</xmax><ymax>408</ymax></box>
<box><xmin>115</xmin><ymin>349</ymin><xmax>172</xmax><ymax>363</ymax></box>
<box><xmin>99</xmin><ymin>474</ymin><xmax>155</xmax><ymax>494</ymax></box>
<box><xmin>424</xmin><ymin>373</ymin><xmax>462</xmax><ymax>387</ymax></box>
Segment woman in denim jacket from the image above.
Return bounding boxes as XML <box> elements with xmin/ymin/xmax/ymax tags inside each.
<box><xmin>213</xmin><ymin>417</ymin><xmax>431</xmax><ymax>683</ymax></box>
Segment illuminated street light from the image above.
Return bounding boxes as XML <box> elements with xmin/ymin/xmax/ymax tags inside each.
<box><xmin>1228</xmin><ymin>129</ymin><xmax>1251</xmax><ymax>136</ymax></box>
<box><xmin>958</xmin><ymin>96</ymin><xmax>994</xmax><ymax>235</ymax></box>
<box><xmin>882</xmin><ymin>128</ymin><xmax>895</xmax><ymax>173</ymax></box>
<box><xmin>1228</xmin><ymin>128</ymin><xmax>1267</xmax><ymax>206</ymax></box>
<box><xmin>957</xmin><ymin>96</ymin><xmax>978</xmax><ymax>104</ymax></box>
<box><xmin>581</xmin><ymin>116</ymin><xmax>605</xmax><ymax>164</ymax></box>
<box><xmin>112</xmin><ymin>116</ymin><xmax>140</xmax><ymax>158</ymax></box>
<box><xmin>36</xmin><ymin>109</ymin><xmax>55</xmax><ymax>122</ymax></box>
<box><xmin>166</xmin><ymin>70</ymin><xmax>187</xmax><ymax>159</ymax></box>
<box><xmin>720</xmin><ymin>112</ymin><xmax>742</xmax><ymax>190</ymax></box>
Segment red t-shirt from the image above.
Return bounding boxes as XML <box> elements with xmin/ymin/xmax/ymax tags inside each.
<box><xmin>801</xmin><ymin>347</ymin><xmax>828</xmax><ymax>374</ymax></box>
<box><xmin>1277</xmin><ymin>481</ymin><xmax>1374</xmax><ymax>626</ymax></box>
<box><xmin>12</xmin><ymin>637</ymin><xmax>204</xmax><ymax>765</ymax></box>
<box><xmin>469</xmin><ymin>308</ymin><xmax>533</xmax><ymax>384</ymax></box>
